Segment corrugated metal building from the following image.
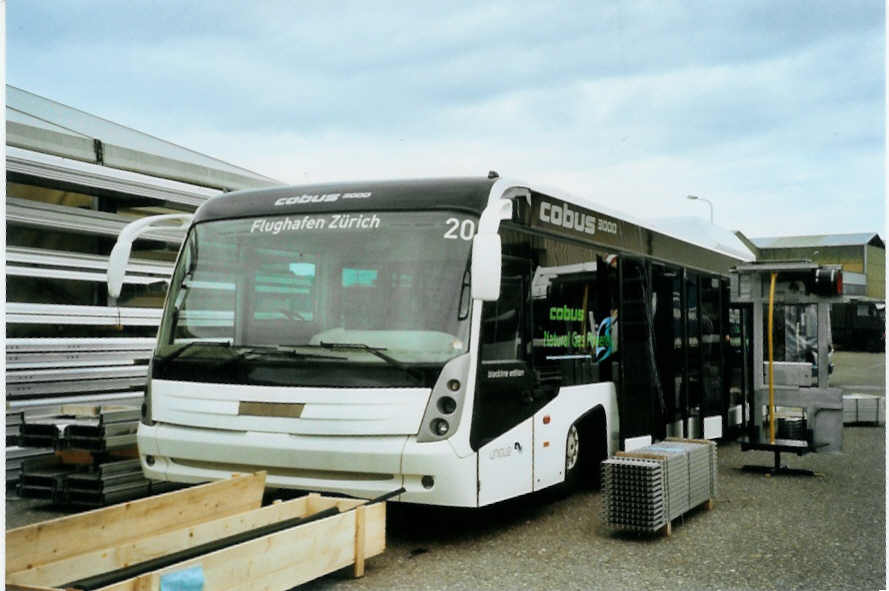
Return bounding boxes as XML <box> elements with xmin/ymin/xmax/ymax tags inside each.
<box><xmin>5</xmin><ymin>85</ymin><xmax>279</xmax><ymax>412</ymax></box>
<box><xmin>750</xmin><ymin>233</ymin><xmax>885</xmax><ymax>300</ymax></box>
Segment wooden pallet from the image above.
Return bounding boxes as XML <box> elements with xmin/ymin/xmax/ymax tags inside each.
<box><xmin>6</xmin><ymin>472</ymin><xmax>387</xmax><ymax>590</ymax></box>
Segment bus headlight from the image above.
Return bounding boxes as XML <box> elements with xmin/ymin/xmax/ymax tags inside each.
<box><xmin>416</xmin><ymin>354</ymin><xmax>470</xmax><ymax>443</ymax></box>
<box><xmin>432</xmin><ymin>418</ymin><xmax>450</xmax><ymax>436</ymax></box>
<box><xmin>437</xmin><ymin>396</ymin><xmax>457</xmax><ymax>414</ymax></box>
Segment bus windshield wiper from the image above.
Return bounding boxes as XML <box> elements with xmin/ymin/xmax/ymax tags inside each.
<box><xmin>214</xmin><ymin>344</ymin><xmax>347</xmax><ymax>371</ymax></box>
<box><xmin>240</xmin><ymin>344</ymin><xmax>347</xmax><ymax>361</ymax></box>
<box><xmin>318</xmin><ymin>341</ymin><xmax>424</xmax><ymax>383</ymax></box>
<box><xmin>155</xmin><ymin>340</ymin><xmax>231</xmax><ymax>364</ymax></box>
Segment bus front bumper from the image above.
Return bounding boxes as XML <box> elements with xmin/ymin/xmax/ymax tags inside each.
<box><xmin>138</xmin><ymin>422</ymin><xmax>479</xmax><ymax>507</ymax></box>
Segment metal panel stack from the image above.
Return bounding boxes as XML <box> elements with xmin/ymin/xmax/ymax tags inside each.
<box><xmin>655</xmin><ymin>439</ymin><xmax>716</xmax><ymax>505</ymax></box>
<box><xmin>601</xmin><ymin>438</ymin><xmax>718</xmax><ymax>535</ymax></box>
<box><xmin>601</xmin><ymin>457</ymin><xmax>667</xmax><ymax>532</ymax></box>
<box><xmin>644</xmin><ymin>444</ymin><xmax>690</xmax><ymax>520</ymax></box>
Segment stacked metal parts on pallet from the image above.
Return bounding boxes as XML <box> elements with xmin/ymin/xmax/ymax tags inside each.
<box><xmin>6</xmin><ymin>446</ymin><xmax>55</xmax><ymax>490</ymax></box>
<box><xmin>601</xmin><ymin>438</ymin><xmax>717</xmax><ymax>533</ymax></box>
<box><xmin>8</xmin><ymin>404</ymin><xmax>182</xmax><ymax>506</ymax></box>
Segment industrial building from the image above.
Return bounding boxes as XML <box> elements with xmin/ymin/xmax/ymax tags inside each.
<box><xmin>5</xmin><ymin>85</ymin><xmax>278</xmax><ymax>412</ymax></box>
<box><xmin>750</xmin><ymin>233</ymin><xmax>885</xmax><ymax>300</ymax></box>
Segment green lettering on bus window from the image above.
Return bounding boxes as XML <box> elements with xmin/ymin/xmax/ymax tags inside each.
<box><xmin>548</xmin><ymin>305</ymin><xmax>585</xmax><ymax>322</ymax></box>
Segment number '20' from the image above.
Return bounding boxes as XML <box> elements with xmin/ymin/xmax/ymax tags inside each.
<box><xmin>443</xmin><ymin>218</ymin><xmax>476</xmax><ymax>241</ymax></box>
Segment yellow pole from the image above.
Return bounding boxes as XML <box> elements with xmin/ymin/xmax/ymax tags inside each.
<box><xmin>768</xmin><ymin>272</ymin><xmax>777</xmax><ymax>444</ymax></box>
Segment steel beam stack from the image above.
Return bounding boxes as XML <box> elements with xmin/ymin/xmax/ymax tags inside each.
<box><xmin>7</xmin><ymin>411</ymin><xmax>24</xmax><ymax>445</ymax></box>
<box><xmin>6</xmin><ymin>446</ymin><xmax>54</xmax><ymax>489</ymax></box>
<box><xmin>63</xmin><ymin>407</ymin><xmax>140</xmax><ymax>452</ymax></box>
<box><xmin>601</xmin><ymin>438</ymin><xmax>718</xmax><ymax>535</ymax></box>
<box><xmin>18</xmin><ymin>455</ymin><xmax>79</xmax><ymax>502</ymax></box>
<box><xmin>66</xmin><ymin>459</ymin><xmax>149</xmax><ymax>507</ymax></box>
<box><xmin>16</xmin><ymin>405</ymin><xmax>139</xmax><ymax>451</ymax></box>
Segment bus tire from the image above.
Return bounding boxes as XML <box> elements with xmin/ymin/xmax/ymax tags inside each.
<box><xmin>564</xmin><ymin>423</ymin><xmax>582</xmax><ymax>489</ymax></box>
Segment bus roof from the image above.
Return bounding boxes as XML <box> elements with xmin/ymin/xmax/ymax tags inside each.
<box><xmin>192</xmin><ymin>177</ymin><xmax>497</xmax><ymax>224</ymax></box>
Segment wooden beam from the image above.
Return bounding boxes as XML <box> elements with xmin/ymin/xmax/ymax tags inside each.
<box><xmin>353</xmin><ymin>505</ymin><xmax>366</xmax><ymax>578</ymax></box>
<box><xmin>6</xmin><ymin>472</ymin><xmax>266</xmax><ymax>575</ymax></box>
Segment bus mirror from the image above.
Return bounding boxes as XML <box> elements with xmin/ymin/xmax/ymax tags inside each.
<box><xmin>108</xmin><ymin>214</ymin><xmax>192</xmax><ymax>301</ymax></box>
<box><xmin>471</xmin><ymin>233</ymin><xmax>501</xmax><ymax>301</ymax></box>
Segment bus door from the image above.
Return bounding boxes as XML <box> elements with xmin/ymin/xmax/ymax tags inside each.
<box><xmin>474</xmin><ymin>256</ymin><xmax>535</xmax><ymax>505</ymax></box>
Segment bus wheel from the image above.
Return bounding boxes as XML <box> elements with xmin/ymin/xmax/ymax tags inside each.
<box><xmin>564</xmin><ymin>423</ymin><xmax>581</xmax><ymax>488</ymax></box>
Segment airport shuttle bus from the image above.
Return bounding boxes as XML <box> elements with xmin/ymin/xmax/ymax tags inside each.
<box><xmin>114</xmin><ymin>176</ymin><xmax>748</xmax><ymax>506</ymax></box>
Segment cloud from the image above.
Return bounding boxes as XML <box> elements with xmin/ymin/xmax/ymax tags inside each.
<box><xmin>6</xmin><ymin>1</ymin><xmax>884</xmax><ymax>238</ymax></box>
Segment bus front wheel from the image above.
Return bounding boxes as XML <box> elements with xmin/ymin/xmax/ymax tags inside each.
<box><xmin>564</xmin><ymin>423</ymin><xmax>581</xmax><ymax>488</ymax></box>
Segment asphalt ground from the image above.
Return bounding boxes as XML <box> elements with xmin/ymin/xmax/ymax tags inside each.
<box><xmin>5</xmin><ymin>352</ymin><xmax>885</xmax><ymax>590</ymax></box>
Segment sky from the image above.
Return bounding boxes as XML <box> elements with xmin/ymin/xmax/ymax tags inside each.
<box><xmin>5</xmin><ymin>1</ymin><xmax>886</xmax><ymax>238</ymax></box>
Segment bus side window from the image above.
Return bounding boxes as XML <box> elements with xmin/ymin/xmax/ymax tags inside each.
<box><xmin>480</xmin><ymin>275</ymin><xmax>524</xmax><ymax>362</ymax></box>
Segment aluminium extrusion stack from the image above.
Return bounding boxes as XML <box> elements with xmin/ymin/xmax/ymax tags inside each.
<box><xmin>601</xmin><ymin>438</ymin><xmax>717</xmax><ymax>535</ymax></box>
<box><xmin>653</xmin><ymin>440</ymin><xmax>715</xmax><ymax>507</ymax></box>
<box><xmin>643</xmin><ymin>445</ymin><xmax>690</xmax><ymax>520</ymax></box>
<box><xmin>601</xmin><ymin>457</ymin><xmax>667</xmax><ymax>532</ymax></box>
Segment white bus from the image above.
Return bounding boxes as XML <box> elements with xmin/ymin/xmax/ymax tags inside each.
<box><xmin>109</xmin><ymin>175</ymin><xmax>747</xmax><ymax>507</ymax></box>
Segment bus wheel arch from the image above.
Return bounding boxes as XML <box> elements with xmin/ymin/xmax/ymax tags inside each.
<box><xmin>565</xmin><ymin>405</ymin><xmax>607</xmax><ymax>489</ymax></box>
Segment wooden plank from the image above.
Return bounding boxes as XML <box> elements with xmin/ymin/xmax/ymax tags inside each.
<box><xmin>7</xmin><ymin>495</ymin><xmax>309</xmax><ymax>588</ymax></box>
<box><xmin>353</xmin><ymin>505</ymin><xmax>366</xmax><ymax>578</ymax></box>
<box><xmin>96</xmin><ymin>505</ymin><xmax>387</xmax><ymax>591</ymax></box>
<box><xmin>6</xmin><ymin>472</ymin><xmax>266</xmax><ymax>574</ymax></box>
<box><xmin>364</xmin><ymin>502</ymin><xmax>386</xmax><ymax>557</ymax></box>
<box><xmin>615</xmin><ymin>451</ymin><xmax>668</xmax><ymax>461</ymax></box>
<box><xmin>665</xmin><ymin>437</ymin><xmax>713</xmax><ymax>445</ymax></box>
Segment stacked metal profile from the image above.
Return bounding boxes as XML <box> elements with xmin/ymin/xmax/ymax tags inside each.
<box><xmin>653</xmin><ymin>440</ymin><xmax>716</xmax><ymax>505</ymax></box>
<box><xmin>66</xmin><ymin>459</ymin><xmax>158</xmax><ymax>507</ymax></box>
<box><xmin>644</xmin><ymin>444</ymin><xmax>690</xmax><ymax>520</ymax></box>
<box><xmin>63</xmin><ymin>406</ymin><xmax>140</xmax><ymax>451</ymax></box>
<box><xmin>601</xmin><ymin>457</ymin><xmax>667</xmax><ymax>532</ymax></box>
<box><xmin>7</xmin><ymin>411</ymin><xmax>24</xmax><ymax>445</ymax></box>
<box><xmin>6</xmin><ymin>446</ymin><xmax>55</xmax><ymax>489</ymax></box>
<box><xmin>16</xmin><ymin>455</ymin><xmax>182</xmax><ymax>506</ymax></box>
<box><xmin>17</xmin><ymin>405</ymin><xmax>139</xmax><ymax>451</ymax></box>
<box><xmin>17</xmin><ymin>455</ymin><xmax>79</xmax><ymax>501</ymax></box>
<box><xmin>601</xmin><ymin>439</ymin><xmax>717</xmax><ymax>534</ymax></box>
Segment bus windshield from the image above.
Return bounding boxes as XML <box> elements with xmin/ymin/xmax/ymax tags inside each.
<box><xmin>154</xmin><ymin>210</ymin><xmax>476</xmax><ymax>387</ymax></box>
